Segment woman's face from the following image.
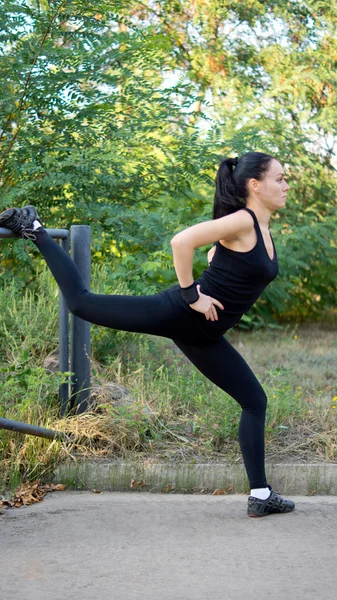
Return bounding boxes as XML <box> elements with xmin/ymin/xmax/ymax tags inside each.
<box><xmin>250</xmin><ymin>159</ymin><xmax>290</xmax><ymax>210</ymax></box>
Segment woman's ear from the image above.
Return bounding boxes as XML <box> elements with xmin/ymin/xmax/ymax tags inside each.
<box><xmin>248</xmin><ymin>178</ymin><xmax>260</xmax><ymax>194</ymax></box>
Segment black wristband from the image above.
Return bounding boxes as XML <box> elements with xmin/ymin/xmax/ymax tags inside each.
<box><xmin>180</xmin><ymin>282</ymin><xmax>199</xmax><ymax>305</ymax></box>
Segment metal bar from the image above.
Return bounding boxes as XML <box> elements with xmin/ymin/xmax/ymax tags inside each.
<box><xmin>58</xmin><ymin>236</ymin><xmax>69</xmax><ymax>416</ymax></box>
<box><xmin>70</xmin><ymin>225</ymin><xmax>91</xmax><ymax>414</ymax></box>
<box><xmin>0</xmin><ymin>417</ymin><xmax>68</xmax><ymax>441</ymax></box>
<box><xmin>0</xmin><ymin>228</ymin><xmax>69</xmax><ymax>239</ymax></box>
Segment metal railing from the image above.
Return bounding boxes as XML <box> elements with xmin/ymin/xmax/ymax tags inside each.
<box><xmin>0</xmin><ymin>225</ymin><xmax>91</xmax><ymax>439</ymax></box>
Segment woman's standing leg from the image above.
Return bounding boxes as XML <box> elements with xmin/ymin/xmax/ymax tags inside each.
<box><xmin>172</xmin><ymin>336</ymin><xmax>268</xmax><ymax>489</ymax></box>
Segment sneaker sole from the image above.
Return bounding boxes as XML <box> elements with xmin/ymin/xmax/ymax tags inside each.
<box><xmin>248</xmin><ymin>506</ymin><xmax>295</xmax><ymax>517</ymax></box>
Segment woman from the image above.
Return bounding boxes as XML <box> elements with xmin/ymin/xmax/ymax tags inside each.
<box><xmin>0</xmin><ymin>151</ymin><xmax>294</xmax><ymax>518</ymax></box>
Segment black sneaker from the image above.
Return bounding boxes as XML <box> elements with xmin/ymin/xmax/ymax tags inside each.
<box><xmin>0</xmin><ymin>205</ymin><xmax>42</xmax><ymax>243</ymax></box>
<box><xmin>247</xmin><ymin>485</ymin><xmax>295</xmax><ymax>518</ymax></box>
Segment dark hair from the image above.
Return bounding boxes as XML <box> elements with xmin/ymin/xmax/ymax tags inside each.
<box><xmin>213</xmin><ymin>152</ymin><xmax>274</xmax><ymax>219</ymax></box>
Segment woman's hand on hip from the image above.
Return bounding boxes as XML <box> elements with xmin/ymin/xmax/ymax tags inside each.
<box><xmin>189</xmin><ymin>284</ymin><xmax>224</xmax><ymax>321</ymax></box>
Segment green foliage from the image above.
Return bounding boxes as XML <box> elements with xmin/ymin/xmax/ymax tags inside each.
<box><xmin>0</xmin><ymin>0</ymin><xmax>220</xmax><ymax>289</ymax></box>
<box><xmin>247</xmin><ymin>205</ymin><xmax>337</xmax><ymax>322</ymax></box>
<box><xmin>264</xmin><ymin>366</ymin><xmax>309</xmax><ymax>435</ymax></box>
<box><xmin>0</xmin><ymin>350</ymin><xmax>70</xmax><ymax>414</ymax></box>
<box><xmin>0</xmin><ymin>0</ymin><xmax>336</xmax><ymax>323</ymax></box>
<box><xmin>0</xmin><ymin>264</ymin><xmax>60</xmax><ymax>362</ymax></box>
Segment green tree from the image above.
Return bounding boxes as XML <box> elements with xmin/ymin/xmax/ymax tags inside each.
<box><xmin>120</xmin><ymin>0</ymin><xmax>337</xmax><ymax>319</ymax></box>
<box><xmin>0</xmin><ymin>0</ymin><xmax>336</xmax><ymax>322</ymax></box>
<box><xmin>0</xmin><ymin>0</ymin><xmax>221</xmax><ymax>289</ymax></box>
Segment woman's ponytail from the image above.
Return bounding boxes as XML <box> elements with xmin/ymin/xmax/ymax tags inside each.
<box><xmin>213</xmin><ymin>157</ymin><xmax>242</xmax><ymax>219</ymax></box>
<box><xmin>213</xmin><ymin>152</ymin><xmax>274</xmax><ymax>219</ymax></box>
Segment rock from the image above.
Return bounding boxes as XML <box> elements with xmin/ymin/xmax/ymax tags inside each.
<box><xmin>42</xmin><ymin>348</ymin><xmax>104</xmax><ymax>376</ymax></box>
<box><xmin>42</xmin><ymin>348</ymin><xmax>138</xmax><ymax>409</ymax></box>
<box><xmin>89</xmin><ymin>382</ymin><xmax>135</xmax><ymax>408</ymax></box>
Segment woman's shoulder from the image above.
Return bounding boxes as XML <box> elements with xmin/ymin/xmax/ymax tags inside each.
<box><xmin>217</xmin><ymin>209</ymin><xmax>255</xmax><ymax>242</ymax></box>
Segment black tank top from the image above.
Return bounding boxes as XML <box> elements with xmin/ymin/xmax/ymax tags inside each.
<box><xmin>166</xmin><ymin>207</ymin><xmax>279</xmax><ymax>339</ymax></box>
<box><xmin>194</xmin><ymin>207</ymin><xmax>279</xmax><ymax>335</ymax></box>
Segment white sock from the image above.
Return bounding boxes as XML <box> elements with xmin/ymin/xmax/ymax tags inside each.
<box><xmin>250</xmin><ymin>487</ymin><xmax>271</xmax><ymax>500</ymax></box>
<box><xmin>32</xmin><ymin>219</ymin><xmax>42</xmax><ymax>230</ymax></box>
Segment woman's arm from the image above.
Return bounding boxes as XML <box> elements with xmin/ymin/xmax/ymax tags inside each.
<box><xmin>170</xmin><ymin>209</ymin><xmax>252</xmax><ymax>288</ymax></box>
<box><xmin>170</xmin><ymin>209</ymin><xmax>252</xmax><ymax>321</ymax></box>
<box><xmin>170</xmin><ymin>243</ymin><xmax>195</xmax><ymax>288</ymax></box>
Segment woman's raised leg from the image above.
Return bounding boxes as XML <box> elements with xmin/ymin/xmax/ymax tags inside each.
<box><xmin>32</xmin><ymin>228</ymin><xmax>184</xmax><ymax>339</ymax></box>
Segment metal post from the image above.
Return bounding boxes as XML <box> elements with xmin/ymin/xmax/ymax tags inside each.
<box><xmin>59</xmin><ymin>236</ymin><xmax>69</xmax><ymax>416</ymax></box>
<box><xmin>70</xmin><ymin>225</ymin><xmax>91</xmax><ymax>414</ymax></box>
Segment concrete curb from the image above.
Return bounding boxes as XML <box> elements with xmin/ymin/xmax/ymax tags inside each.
<box><xmin>55</xmin><ymin>461</ymin><xmax>337</xmax><ymax>495</ymax></box>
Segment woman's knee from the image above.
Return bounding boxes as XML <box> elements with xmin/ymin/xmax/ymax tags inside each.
<box><xmin>67</xmin><ymin>291</ymin><xmax>89</xmax><ymax>318</ymax></box>
<box><xmin>242</xmin><ymin>388</ymin><xmax>268</xmax><ymax>416</ymax></box>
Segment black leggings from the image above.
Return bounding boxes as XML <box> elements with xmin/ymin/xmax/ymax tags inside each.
<box><xmin>33</xmin><ymin>228</ymin><xmax>268</xmax><ymax>489</ymax></box>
